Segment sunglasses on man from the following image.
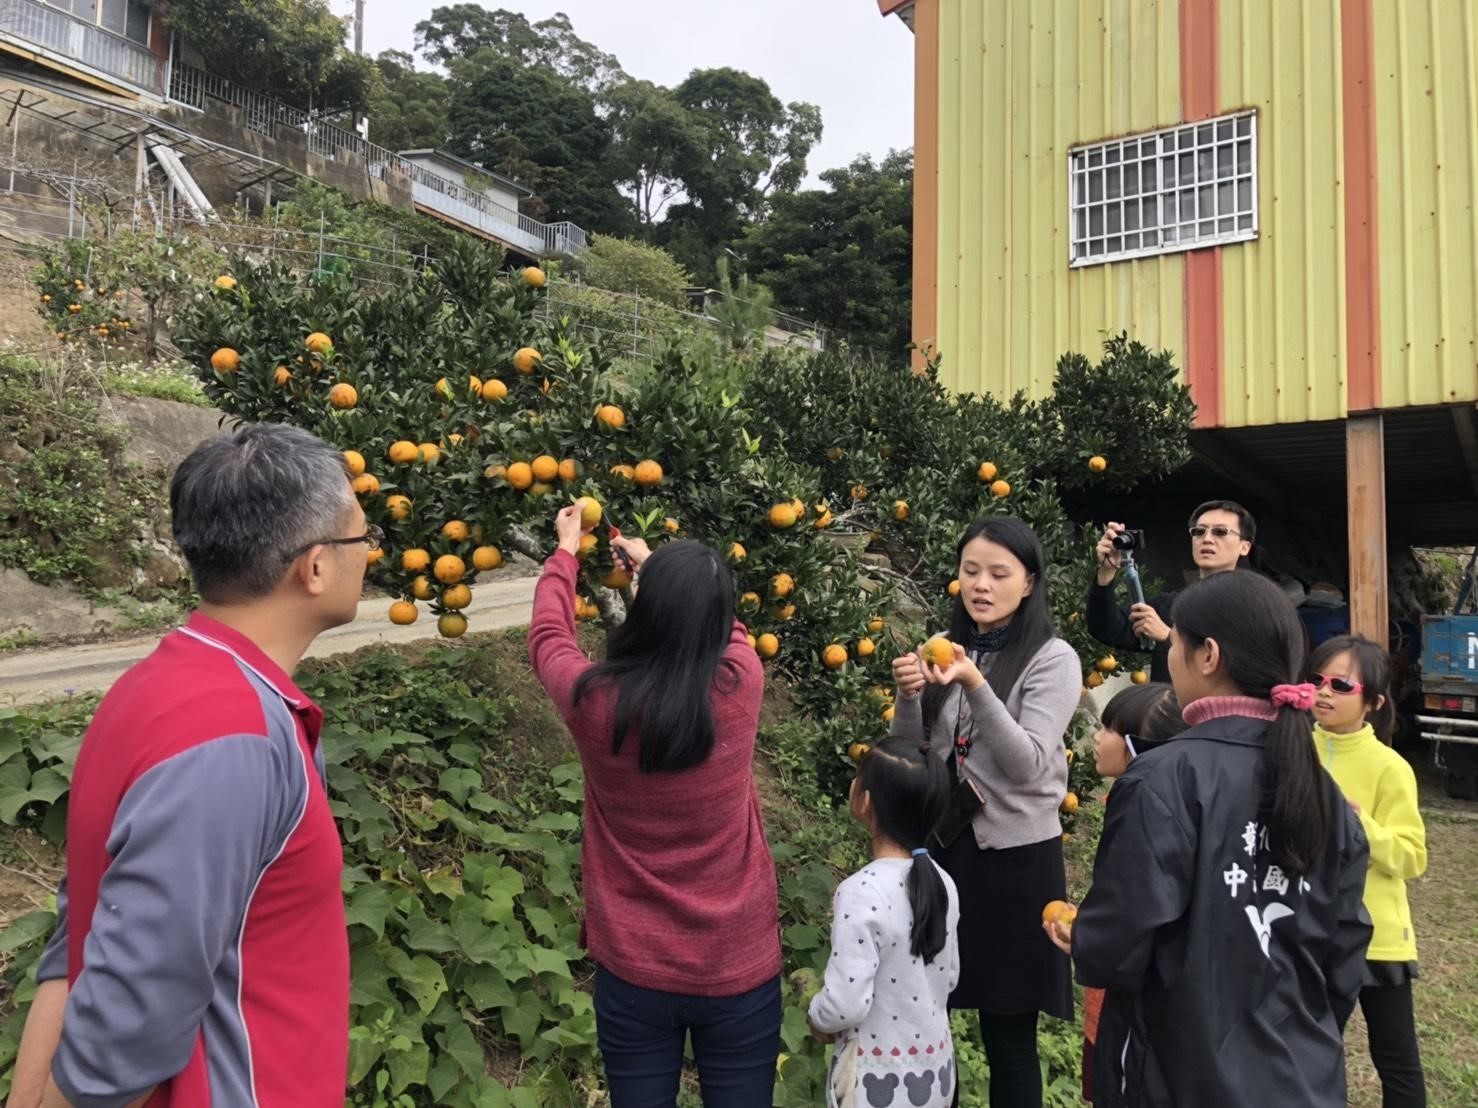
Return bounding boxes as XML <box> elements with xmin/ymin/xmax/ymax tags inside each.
<box><xmin>1188</xmin><ymin>525</ymin><xmax>1243</xmax><ymax>540</ymax></box>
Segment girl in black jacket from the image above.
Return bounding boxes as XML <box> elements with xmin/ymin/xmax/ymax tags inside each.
<box><xmin>1065</xmin><ymin>570</ymin><xmax>1371</xmax><ymax>1108</ymax></box>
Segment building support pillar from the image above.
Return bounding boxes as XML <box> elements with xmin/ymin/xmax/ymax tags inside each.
<box><xmin>1346</xmin><ymin>413</ymin><xmax>1388</xmax><ymax>648</ymax></box>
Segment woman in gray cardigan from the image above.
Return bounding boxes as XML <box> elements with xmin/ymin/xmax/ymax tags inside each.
<box><xmin>891</xmin><ymin>517</ymin><xmax>1081</xmax><ymax>1108</ymax></box>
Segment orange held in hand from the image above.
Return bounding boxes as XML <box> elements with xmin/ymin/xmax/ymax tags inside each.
<box><xmin>922</xmin><ymin>637</ymin><xmax>955</xmax><ymax>668</ymax></box>
<box><xmin>1042</xmin><ymin>900</ymin><xmax>1078</xmax><ymax>926</ymax></box>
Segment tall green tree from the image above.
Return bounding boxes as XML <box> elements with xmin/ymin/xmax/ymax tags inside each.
<box><xmin>740</xmin><ymin>151</ymin><xmax>914</xmax><ymax>355</ymax></box>
<box><xmin>605</xmin><ymin>80</ymin><xmax>705</xmax><ymax>227</ymax></box>
<box><xmin>445</xmin><ymin>53</ymin><xmax>633</xmax><ymax>234</ymax></box>
<box><xmin>414</xmin><ymin>5</ymin><xmax>625</xmax><ymax>92</ymax></box>
<box><xmin>165</xmin><ymin>0</ymin><xmax>372</xmax><ymax>112</ymax></box>
<box><xmin>366</xmin><ymin>51</ymin><xmax>449</xmax><ymax>152</ymax></box>
<box><xmin>657</xmin><ymin>68</ymin><xmax>822</xmax><ymax>279</ymax></box>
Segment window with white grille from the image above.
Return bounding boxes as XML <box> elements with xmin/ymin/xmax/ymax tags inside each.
<box><xmin>1069</xmin><ymin>111</ymin><xmax>1257</xmax><ymax>267</ymax></box>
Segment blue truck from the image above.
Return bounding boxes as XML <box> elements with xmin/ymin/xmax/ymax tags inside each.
<box><xmin>1418</xmin><ymin>551</ymin><xmax>1478</xmax><ymax>800</ymax></box>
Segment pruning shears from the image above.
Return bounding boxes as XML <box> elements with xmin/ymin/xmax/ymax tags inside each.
<box><xmin>608</xmin><ymin>525</ymin><xmax>637</xmax><ymax>574</ymax></box>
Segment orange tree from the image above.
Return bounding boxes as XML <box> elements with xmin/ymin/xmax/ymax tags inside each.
<box><xmin>169</xmin><ymin>241</ymin><xmax>905</xmax><ymax>770</ymax></box>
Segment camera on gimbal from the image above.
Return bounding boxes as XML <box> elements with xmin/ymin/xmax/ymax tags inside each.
<box><xmin>1111</xmin><ymin>528</ymin><xmax>1146</xmax><ymax>553</ymax></box>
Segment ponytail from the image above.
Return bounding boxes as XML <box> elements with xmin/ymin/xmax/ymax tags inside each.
<box><xmin>1171</xmin><ymin>572</ymin><xmax>1331</xmax><ymax>875</ymax></box>
<box><xmin>856</xmin><ymin>738</ymin><xmax>952</xmax><ymax>963</ymax></box>
<box><xmin>1262</xmin><ymin>705</ymin><xmax>1332</xmax><ymax>875</ymax></box>
<box><xmin>907</xmin><ymin>848</ymin><xmax>949</xmax><ymax>963</ymax></box>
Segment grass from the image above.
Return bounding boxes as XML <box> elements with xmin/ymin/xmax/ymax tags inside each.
<box><xmin>1345</xmin><ymin>803</ymin><xmax>1478</xmax><ymax>1106</ymax></box>
<box><xmin>102</xmin><ymin>361</ymin><xmax>209</xmax><ymax>407</ymax></box>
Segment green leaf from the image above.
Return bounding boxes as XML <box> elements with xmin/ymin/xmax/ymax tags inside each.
<box><xmin>438</xmin><ymin>1015</ymin><xmax>484</xmax><ymax>1079</ymax></box>
<box><xmin>783</xmin><ymin>923</ymin><xmax>821</xmax><ymax>951</ymax></box>
<box><xmin>518</xmin><ymin>944</ymin><xmax>571</xmax><ymax>982</ymax></box>
<box><xmin>0</xmin><ymin>767</ymin><xmax>70</xmax><ymax>823</ymax></box>
<box><xmin>387</xmin><ymin>1038</ymin><xmax>430</xmax><ymax>1092</ymax></box>
<box><xmin>528</xmin><ymin>811</ymin><xmax>579</xmax><ymax>833</ymax></box>
<box><xmin>437</xmin><ymin>767</ymin><xmax>482</xmax><ymax>805</ymax></box>
<box><xmin>427</xmin><ymin>1052</ymin><xmax>461</xmax><ymax>1102</ymax></box>
<box><xmin>450</xmin><ymin>896</ymin><xmax>506</xmax><ymax>964</ymax></box>
<box><xmin>499</xmin><ymin>989</ymin><xmax>545</xmax><ymax>1049</ymax></box>
<box><xmin>345</xmin><ymin>882</ymin><xmax>395</xmax><ymax>939</ymax></box>
<box><xmin>780</xmin><ymin>1004</ymin><xmax>811</xmax><ymax>1053</ymax></box>
<box><xmin>348</xmin><ymin>943</ymin><xmax>396</xmax><ymax>1009</ymax></box>
<box><xmin>457</xmin><ymin>962</ymin><xmax>516</xmax><ymax>1012</ymax></box>
<box><xmin>421</xmin><ymin>865</ymin><xmax>464</xmax><ymax>900</ymax></box>
<box><xmin>346</xmin><ymin>1025</ymin><xmax>384</xmax><ymax>1086</ymax></box>
<box><xmin>0</xmin><ymin>910</ymin><xmax>56</xmax><ymax>954</ymax></box>
<box><xmin>385</xmin><ymin>949</ymin><xmax>448</xmax><ymax>1013</ymax></box>
<box><xmin>399</xmin><ymin>908</ymin><xmax>459</xmax><ymax>955</ymax></box>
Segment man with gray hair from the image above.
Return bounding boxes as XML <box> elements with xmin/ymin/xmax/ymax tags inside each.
<box><xmin>7</xmin><ymin>423</ymin><xmax>373</xmax><ymax>1108</ymax></box>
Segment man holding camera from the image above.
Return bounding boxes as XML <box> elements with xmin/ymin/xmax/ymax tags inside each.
<box><xmin>1087</xmin><ymin>500</ymin><xmax>1256</xmax><ymax>682</ymax></box>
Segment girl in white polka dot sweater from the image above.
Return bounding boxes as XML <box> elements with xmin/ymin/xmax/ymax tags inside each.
<box><xmin>809</xmin><ymin>738</ymin><xmax>961</xmax><ymax>1108</ymax></box>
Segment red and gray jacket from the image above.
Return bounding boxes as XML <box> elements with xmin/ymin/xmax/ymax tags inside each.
<box><xmin>37</xmin><ymin>612</ymin><xmax>348</xmax><ymax>1107</ymax></box>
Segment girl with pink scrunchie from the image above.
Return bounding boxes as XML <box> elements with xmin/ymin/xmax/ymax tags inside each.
<box><xmin>1049</xmin><ymin>570</ymin><xmax>1373</xmax><ymax>1108</ymax></box>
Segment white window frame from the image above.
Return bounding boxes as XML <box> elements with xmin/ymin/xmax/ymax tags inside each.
<box><xmin>1068</xmin><ymin>110</ymin><xmax>1259</xmax><ymax>268</ymax></box>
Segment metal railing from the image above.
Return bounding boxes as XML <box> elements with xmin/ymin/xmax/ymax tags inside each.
<box><xmin>166</xmin><ymin>59</ymin><xmax>585</xmax><ymax>257</ymax></box>
<box><xmin>0</xmin><ymin>0</ymin><xmax>165</xmax><ymax>96</ymax></box>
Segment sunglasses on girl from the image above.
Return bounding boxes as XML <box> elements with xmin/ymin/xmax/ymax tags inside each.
<box><xmin>1308</xmin><ymin>673</ymin><xmax>1364</xmax><ymax>695</ymax></box>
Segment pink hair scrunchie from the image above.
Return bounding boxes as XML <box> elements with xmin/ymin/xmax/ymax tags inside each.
<box><xmin>1270</xmin><ymin>683</ymin><xmax>1317</xmax><ymax>711</ymax></box>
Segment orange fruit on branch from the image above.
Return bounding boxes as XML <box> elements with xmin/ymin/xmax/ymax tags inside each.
<box><xmin>822</xmin><ymin>644</ymin><xmax>848</xmax><ymax>670</ymax></box>
<box><xmin>634</xmin><ymin>460</ymin><xmax>664</xmax><ymax>487</ymax></box>
<box><xmin>274</xmin><ymin>366</ymin><xmax>292</xmax><ymax>387</ymax></box>
<box><xmin>438</xmin><ymin>612</ymin><xmax>468</xmax><ymax>638</ymax></box>
<box><xmin>342</xmin><ymin>450</ymin><xmax>366</xmax><ymax>477</ymax></box>
<box><xmin>602</xmin><ymin>567</ymin><xmax>633</xmax><ymax>589</ymax></box>
<box><xmin>1061</xmin><ymin>793</ymin><xmax>1080</xmax><ymax>814</ymax></box>
<box><xmin>848</xmin><ymin>742</ymin><xmax>871</xmax><ymax>761</ymax></box>
<box><xmin>755</xmin><ymin>633</ymin><xmax>780</xmax><ymax>659</ymax></box>
<box><xmin>577</xmin><ymin>498</ymin><xmax>602</xmax><ymax>528</ymax></box>
<box><xmin>388</xmin><ymin>440</ymin><xmax>419</xmax><ymax>464</ymax></box>
<box><xmin>385</xmin><ymin>494</ymin><xmax>412</xmax><ymax>521</ymax></box>
<box><xmin>531</xmin><ymin>455</ymin><xmax>559</xmax><ymax>482</ymax></box>
<box><xmin>506</xmin><ymin>462</ymin><xmax>533</xmax><ymax>490</ymax></box>
<box><xmin>433</xmin><ymin>554</ymin><xmax>466</xmax><ymax>584</ymax></box>
<box><xmin>867</xmin><ymin>616</ymin><xmax>885</xmax><ymax>633</ymax></box>
<box><xmin>210</xmin><ymin>347</ymin><xmax>240</xmax><ymax>373</ymax></box>
<box><xmin>521</xmin><ymin>266</ymin><xmax>547</xmax><ymax>288</ymax></box>
<box><xmin>856</xmin><ymin>638</ymin><xmax>876</xmax><ymax>659</ymax></box>
<box><xmin>767</xmin><ymin>502</ymin><xmax>798</xmax><ymax>529</ymax></box>
<box><xmin>481</xmin><ymin>378</ymin><xmax>508</xmax><ymax>402</ymax></box>
<box><xmin>595</xmin><ymin>404</ymin><xmax>626</xmax><ymax>429</ymax></box>
<box><xmin>388</xmin><ymin>600</ymin><xmax>418</xmax><ymax>625</ymax></box>
<box><xmin>416</xmin><ymin>442</ymin><xmax>440</xmax><ymax>463</ymax></box>
<box><xmin>305</xmin><ymin>332</ymin><xmax>333</xmax><ymax>354</ymax></box>
<box><xmin>471</xmin><ymin>546</ymin><xmax>503</xmax><ymax>571</ymax></box>
<box><xmin>410</xmin><ymin>575</ymin><xmax>435</xmax><ymax>600</ymax></box>
<box><xmin>990</xmin><ymin>479</ymin><xmax>1011</xmax><ymax>498</ymax></box>
<box><xmin>770</xmin><ymin>573</ymin><xmax>795</xmax><ymax>597</ymax></box>
<box><xmin>977</xmin><ymin>461</ymin><xmax>998</xmax><ymax>482</ymax></box>
<box><xmin>558</xmin><ymin>458</ymin><xmax>578</xmax><ymax>483</ymax></box>
<box><xmin>892</xmin><ymin>500</ymin><xmax>909</xmax><ymax>521</ymax></box>
<box><xmin>727</xmin><ymin>542</ymin><xmax>746</xmax><ymax>563</ymax></box>
<box><xmin>738</xmin><ymin>591</ymin><xmax>761</xmax><ymax>613</ymax></box>
<box><xmin>610</xmin><ymin>463</ymin><xmax>636</xmax><ymax>482</ymax></box>
<box><xmin>1088</xmin><ymin>455</ymin><xmax>1108</xmax><ymax>473</ymax></box>
<box><xmin>1131</xmin><ymin>670</ymin><xmax>1149</xmax><ymax>685</ymax></box>
<box><xmin>441</xmin><ymin>520</ymin><xmax>469</xmax><ymax>543</ymax></box>
<box><xmin>513</xmin><ymin>347</ymin><xmax>542</xmax><ymax>374</ymax></box>
<box><xmin>1096</xmin><ymin>656</ymin><xmax>1118</xmax><ymax>673</ymax></box>
<box><xmin>328</xmin><ymin>383</ymin><xmax>358</xmax><ymax>409</ymax></box>
<box><xmin>442</xmin><ymin>584</ymin><xmax>472</xmax><ymax>610</ymax></box>
<box><xmin>350</xmin><ymin>473</ymin><xmax>380</xmax><ymax>495</ymax></box>
<box><xmin>401</xmin><ymin>548</ymin><xmax>431</xmax><ymax>573</ymax></box>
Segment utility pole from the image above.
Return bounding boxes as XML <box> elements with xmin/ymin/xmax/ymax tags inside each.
<box><xmin>354</xmin><ymin>0</ymin><xmax>365</xmax><ymax>55</ymax></box>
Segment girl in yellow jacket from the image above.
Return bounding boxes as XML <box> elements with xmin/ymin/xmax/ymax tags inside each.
<box><xmin>1309</xmin><ymin>634</ymin><xmax>1427</xmax><ymax>1107</ymax></box>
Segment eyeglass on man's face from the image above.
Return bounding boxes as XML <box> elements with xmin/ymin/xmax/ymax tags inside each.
<box><xmin>285</xmin><ymin>523</ymin><xmax>383</xmax><ymax>561</ymax></box>
<box><xmin>1188</xmin><ymin>525</ymin><xmax>1242</xmax><ymax>541</ymax></box>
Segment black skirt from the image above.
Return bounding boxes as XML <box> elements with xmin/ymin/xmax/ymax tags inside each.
<box><xmin>936</xmin><ymin>831</ymin><xmax>1074</xmax><ymax>1019</ymax></box>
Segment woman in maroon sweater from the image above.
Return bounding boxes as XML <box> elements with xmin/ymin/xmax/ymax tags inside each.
<box><xmin>528</xmin><ymin>504</ymin><xmax>781</xmax><ymax>1107</ymax></box>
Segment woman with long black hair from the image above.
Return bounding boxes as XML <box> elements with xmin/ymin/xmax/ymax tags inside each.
<box><xmin>528</xmin><ymin>505</ymin><xmax>780</xmax><ymax>1107</ymax></box>
<box><xmin>1067</xmin><ymin>570</ymin><xmax>1371</xmax><ymax>1107</ymax></box>
<box><xmin>889</xmin><ymin>517</ymin><xmax>1082</xmax><ymax>1108</ymax></box>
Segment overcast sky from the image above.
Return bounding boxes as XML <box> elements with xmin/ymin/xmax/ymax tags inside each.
<box><xmin>332</xmin><ymin>0</ymin><xmax>915</xmax><ymax>185</ymax></box>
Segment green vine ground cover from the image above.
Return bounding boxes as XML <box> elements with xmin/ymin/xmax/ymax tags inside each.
<box><xmin>1</xmin><ymin>632</ymin><xmax>1471</xmax><ymax>1105</ymax></box>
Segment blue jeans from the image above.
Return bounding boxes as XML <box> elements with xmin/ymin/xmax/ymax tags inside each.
<box><xmin>595</xmin><ymin>964</ymin><xmax>781</xmax><ymax>1107</ymax></box>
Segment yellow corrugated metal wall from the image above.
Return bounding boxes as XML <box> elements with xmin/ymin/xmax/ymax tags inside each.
<box><xmin>934</xmin><ymin>0</ymin><xmax>1183</xmax><ymax>399</ymax></box>
<box><xmin>1217</xmin><ymin>0</ymin><xmax>1348</xmax><ymax>427</ymax></box>
<box><xmin>1372</xmin><ymin>0</ymin><xmax>1478</xmax><ymax>409</ymax></box>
